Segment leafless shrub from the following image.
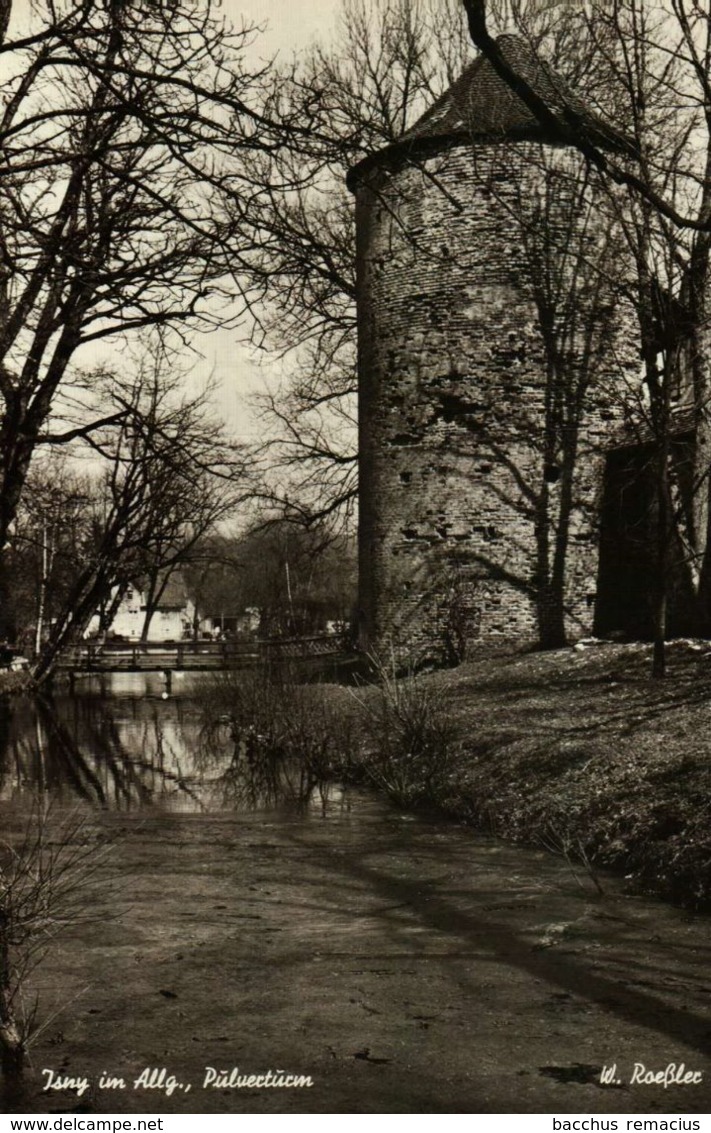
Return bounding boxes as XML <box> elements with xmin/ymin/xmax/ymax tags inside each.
<box><xmin>539</xmin><ymin>823</ymin><xmax>605</xmax><ymax>897</ymax></box>
<box><xmin>351</xmin><ymin>653</ymin><xmax>458</xmax><ymax>807</ymax></box>
<box><xmin>198</xmin><ymin>659</ymin><xmax>459</xmax><ymax>812</ymax></box>
<box><xmin>199</xmin><ymin>666</ymin><xmax>359</xmax><ymax>788</ymax></box>
<box><xmin>0</xmin><ymin>805</ymin><xmax>113</xmax><ymax>1087</ymax></box>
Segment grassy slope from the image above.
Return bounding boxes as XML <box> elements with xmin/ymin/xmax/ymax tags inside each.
<box><xmin>357</xmin><ymin>642</ymin><xmax>711</xmax><ymax>911</ymax></box>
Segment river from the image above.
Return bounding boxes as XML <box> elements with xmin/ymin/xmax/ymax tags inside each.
<box><xmin>0</xmin><ymin>672</ymin><xmax>336</xmax><ymax>814</ymax></box>
<box><xmin>1</xmin><ymin>676</ymin><xmax>710</xmax><ymax>1115</ymax></box>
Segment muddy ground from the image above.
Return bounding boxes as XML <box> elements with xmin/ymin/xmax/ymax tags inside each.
<box><xmin>6</xmin><ymin>791</ymin><xmax>711</xmax><ymax>1115</ymax></box>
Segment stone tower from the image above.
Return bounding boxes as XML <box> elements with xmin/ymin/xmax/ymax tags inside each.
<box><xmin>348</xmin><ymin>35</ymin><xmax>637</xmax><ymax>662</ymax></box>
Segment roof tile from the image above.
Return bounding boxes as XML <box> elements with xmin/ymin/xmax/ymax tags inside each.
<box><xmin>402</xmin><ymin>34</ymin><xmax>628</xmax><ymax>149</ymax></box>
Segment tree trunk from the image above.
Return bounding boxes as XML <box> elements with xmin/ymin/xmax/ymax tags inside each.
<box><xmin>689</xmin><ymin>310</ymin><xmax>711</xmax><ymax>631</ymax></box>
<box><xmin>536</xmin><ymin>449</ymin><xmax>576</xmax><ymax>651</ymax></box>
<box><xmin>0</xmin><ymin>915</ymin><xmax>24</xmax><ymax>1088</ymax></box>
<box><xmin>652</xmin><ymin>590</ymin><xmax>667</xmax><ymax>678</ymax></box>
<box><xmin>140</xmin><ymin>573</ymin><xmax>158</xmax><ymax>642</ymax></box>
<box><xmin>0</xmin><ymin>557</ymin><xmax>16</xmax><ymax>644</ymax></box>
<box><xmin>32</xmin><ymin>561</ymin><xmax>114</xmax><ymax>683</ymax></box>
<box><xmin>100</xmin><ymin>585</ymin><xmax>124</xmax><ymax>635</ymax></box>
<box><xmin>141</xmin><ymin>570</ymin><xmax>171</xmax><ymax>642</ymax></box>
<box><xmin>0</xmin><ymin>415</ymin><xmax>32</xmax><ymax>642</ymax></box>
<box><xmin>0</xmin><ymin>1019</ymin><xmax>23</xmax><ymax>1084</ymax></box>
<box><xmin>0</xmin><ymin>390</ymin><xmax>56</xmax><ymax>641</ymax></box>
<box><xmin>685</xmin><ymin>138</ymin><xmax>711</xmax><ymax>629</ymax></box>
<box><xmin>34</xmin><ymin>521</ymin><xmax>49</xmax><ymax>657</ymax></box>
<box><xmin>651</xmin><ymin>444</ymin><xmax>670</xmax><ymax>679</ymax></box>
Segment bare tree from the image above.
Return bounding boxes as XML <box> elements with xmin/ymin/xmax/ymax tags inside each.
<box><xmin>7</xmin><ymin>456</ymin><xmax>92</xmax><ymax>655</ymax></box>
<box><xmin>460</xmin><ymin>0</ymin><xmax>711</xmax><ymax>673</ymax></box>
<box><xmin>0</xmin><ymin>0</ymin><xmax>309</xmax><ymax>639</ymax></box>
<box><xmin>32</xmin><ymin>349</ymin><xmax>250</xmax><ymax>681</ymax></box>
<box><xmin>1</xmin><ymin>806</ymin><xmax>110</xmax><ymax>1089</ymax></box>
<box><xmin>508</xmin><ymin>152</ymin><xmax>621</xmax><ymax>648</ymax></box>
<box><xmin>237</xmin><ymin>0</ymin><xmax>477</xmax><ymax>530</ymax></box>
<box><xmin>226</xmin><ymin>520</ymin><xmax>357</xmax><ymax>637</ymax></box>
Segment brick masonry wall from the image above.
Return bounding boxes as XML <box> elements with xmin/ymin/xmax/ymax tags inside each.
<box><xmin>354</xmin><ymin>141</ymin><xmax>639</xmax><ymax>661</ymax></box>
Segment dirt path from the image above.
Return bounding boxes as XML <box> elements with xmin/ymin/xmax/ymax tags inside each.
<box><xmin>8</xmin><ymin>791</ymin><xmax>711</xmax><ymax>1115</ymax></box>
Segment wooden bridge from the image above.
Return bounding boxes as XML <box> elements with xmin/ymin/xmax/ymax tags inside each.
<box><xmin>58</xmin><ymin>633</ymin><xmax>351</xmax><ymax>685</ymax></box>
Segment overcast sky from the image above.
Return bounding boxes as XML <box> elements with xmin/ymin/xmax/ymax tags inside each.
<box><xmin>197</xmin><ymin>1</ymin><xmax>344</xmax><ymax>442</ymax></box>
<box><xmin>226</xmin><ymin>0</ymin><xmax>340</xmax><ymax>56</ymax></box>
<box><xmin>29</xmin><ymin>0</ymin><xmax>348</xmax><ymax>464</ymax></box>
<box><xmin>33</xmin><ymin>1</ymin><xmax>350</xmax><ymax>448</ymax></box>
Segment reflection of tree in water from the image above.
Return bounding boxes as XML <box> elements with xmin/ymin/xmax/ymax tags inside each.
<box><xmin>194</xmin><ymin>720</ymin><xmax>326</xmax><ymax>813</ymax></box>
<box><xmin>40</xmin><ymin>698</ymin><xmax>180</xmax><ymax>809</ymax></box>
<box><xmin>0</xmin><ymin>698</ymin><xmax>58</xmax><ymax>801</ymax></box>
<box><xmin>0</xmin><ymin>694</ymin><xmax>330</xmax><ymax>813</ymax></box>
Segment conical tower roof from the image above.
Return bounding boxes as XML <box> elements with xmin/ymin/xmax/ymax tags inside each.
<box><xmin>348</xmin><ymin>34</ymin><xmax>631</xmax><ymax>187</ymax></box>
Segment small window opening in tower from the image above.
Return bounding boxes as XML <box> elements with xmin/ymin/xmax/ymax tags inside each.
<box><xmin>544</xmin><ymin>463</ymin><xmax>562</xmax><ymax>484</ymax></box>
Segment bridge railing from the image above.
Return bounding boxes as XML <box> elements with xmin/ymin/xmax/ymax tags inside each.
<box><xmin>60</xmin><ymin>633</ymin><xmax>350</xmax><ymax>669</ymax></box>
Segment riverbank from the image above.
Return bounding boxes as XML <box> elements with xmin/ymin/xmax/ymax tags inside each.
<box><xmin>6</xmin><ymin>792</ymin><xmax>711</xmax><ymax>1114</ymax></box>
<box><xmin>334</xmin><ymin>641</ymin><xmax>711</xmax><ymax>913</ymax></box>
<box><xmin>6</xmin><ymin>640</ymin><xmax>711</xmax><ymax>913</ymax></box>
<box><xmin>2</xmin><ymin>658</ymin><xmax>711</xmax><ymax>1114</ymax></box>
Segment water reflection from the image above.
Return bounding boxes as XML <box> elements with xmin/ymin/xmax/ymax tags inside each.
<box><xmin>0</xmin><ymin>673</ymin><xmax>347</xmax><ymax>815</ymax></box>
